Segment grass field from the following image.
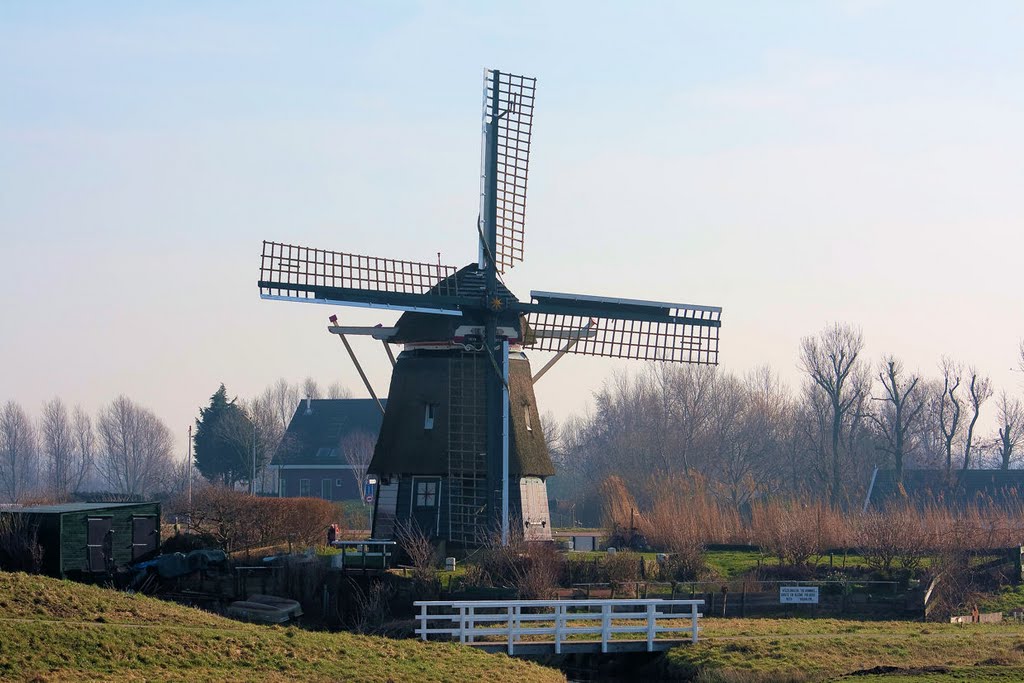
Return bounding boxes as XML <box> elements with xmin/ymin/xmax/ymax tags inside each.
<box><xmin>0</xmin><ymin>572</ymin><xmax>563</xmax><ymax>683</ymax></box>
<box><xmin>568</xmin><ymin>548</ymin><xmax>879</xmax><ymax>579</ymax></box>
<box><xmin>668</xmin><ymin>617</ymin><xmax>1024</xmax><ymax>681</ymax></box>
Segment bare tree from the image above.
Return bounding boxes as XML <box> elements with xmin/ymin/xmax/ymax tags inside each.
<box><xmin>869</xmin><ymin>357</ymin><xmax>926</xmax><ymax>483</ymax></box>
<box><xmin>936</xmin><ymin>357</ymin><xmax>964</xmax><ymax>477</ymax></box>
<box><xmin>662</xmin><ymin>365</ymin><xmax>716</xmax><ymax>475</ymax></box>
<box><xmin>327</xmin><ymin>382</ymin><xmax>352</xmax><ymax>399</ymax></box>
<box><xmin>96</xmin><ymin>396</ymin><xmax>175</xmax><ymax>497</ymax></box>
<box><xmin>798</xmin><ymin>323</ymin><xmax>867</xmax><ymax>504</ymax></box>
<box><xmin>341</xmin><ymin>431</ymin><xmax>376</xmax><ymax>503</ymax></box>
<box><xmin>71</xmin><ymin>406</ymin><xmax>95</xmax><ymax>489</ymax></box>
<box><xmin>961</xmin><ymin>368</ymin><xmax>992</xmax><ymax>472</ymax></box>
<box><xmin>40</xmin><ymin>398</ymin><xmax>90</xmax><ymax>497</ymax></box>
<box><xmin>0</xmin><ymin>402</ymin><xmax>39</xmax><ymax>502</ymax></box>
<box><xmin>261</xmin><ymin>378</ymin><xmax>300</xmax><ymax>434</ymax></box>
<box><xmin>302</xmin><ymin>376</ymin><xmax>322</xmax><ymax>400</ymax></box>
<box><xmin>994</xmin><ymin>391</ymin><xmax>1024</xmax><ymax>470</ymax></box>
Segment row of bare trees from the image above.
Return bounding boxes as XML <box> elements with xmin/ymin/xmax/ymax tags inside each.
<box><xmin>0</xmin><ymin>396</ymin><xmax>178</xmax><ymax>502</ymax></box>
<box><xmin>0</xmin><ymin>376</ymin><xmax>355</xmax><ymax>503</ymax></box>
<box><xmin>551</xmin><ymin>323</ymin><xmax>1022</xmax><ymax>516</ymax></box>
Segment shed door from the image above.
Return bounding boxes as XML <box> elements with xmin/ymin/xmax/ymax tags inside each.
<box><xmin>131</xmin><ymin>516</ymin><xmax>158</xmax><ymax>561</ymax></box>
<box><xmin>86</xmin><ymin>517</ymin><xmax>112</xmax><ymax>572</ymax></box>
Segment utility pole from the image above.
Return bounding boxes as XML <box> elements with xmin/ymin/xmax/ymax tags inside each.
<box><xmin>187</xmin><ymin>425</ymin><xmax>193</xmax><ymax>514</ymax></box>
<box><xmin>251</xmin><ymin>421</ymin><xmax>257</xmax><ymax>495</ymax></box>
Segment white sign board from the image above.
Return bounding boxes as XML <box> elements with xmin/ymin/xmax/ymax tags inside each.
<box><xmin>780</xmin><ymin>586</ymin><xmax>819</xmax><ymax>604</ymax></box>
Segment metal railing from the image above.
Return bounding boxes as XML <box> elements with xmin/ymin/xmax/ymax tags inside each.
<box><xmin>328</xmin><ymin>540</ymin><xmax>396</xmax><ymax>571</ymax></box>
<box><xmin>414</xmin><ymin>598</ymin><xmax>703</xmax><ymax>654</ymax></box>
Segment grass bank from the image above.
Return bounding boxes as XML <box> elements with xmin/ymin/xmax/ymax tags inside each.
<box><xmin>0</xmin><ymin>572</ymin><xmax>563</xmax><ymax>683</ymax></box>
<box><xmin>667</xmin><ymin>617</ymin><xmax>1024</xmax><ymax>681</ymax></box>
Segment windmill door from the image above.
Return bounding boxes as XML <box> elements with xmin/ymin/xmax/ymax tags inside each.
<box><xmin>411</xmin><ymin>477</ymin><xmax>441</xmax><ymax>537</ymax></box>
<box><xmin>131</xmin><ymin>516</ymin><xmax>158</xmax><ymax>561</ymax></box>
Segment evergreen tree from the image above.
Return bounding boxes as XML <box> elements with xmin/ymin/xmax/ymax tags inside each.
<box><xmin>194</xmin><ymin>385</ymin><xmax>257</xmax><ymax>487</ymax></box>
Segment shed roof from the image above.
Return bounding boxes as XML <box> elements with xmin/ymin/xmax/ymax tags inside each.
<box><xmin>273</xmin><ymin>398</ymin><xmax>386</xmax><ymax>466</ymax></box>
<box><xmin>0</xmin><ymin>502</ymin><xmax>156</xmax><ymax>514</ymax></box>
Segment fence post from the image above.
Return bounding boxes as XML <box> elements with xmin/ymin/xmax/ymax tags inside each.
<box><xmin>554</xmin><ymin>603</ymin><xmax>564</xmax><ymax>654</ymax></box>
<box><xmin>458</xmin><ymin>605</ymin><xmax>466</xmax><ymax>644</ymax></box>
<box><xmin>468</xmin><ymin>605</ymin><xmax>475</xmax><ymax>643</ymax></box>
<box><xmin>601</xmin><ymin>603</ymin><xmax>611</xmax><ymax>653</ymax></box>
<box><xmin>507</xmin><ymin>605</ymin><xmax>515</xmax><ymax>655</ymax></box>
<box><xmin>646</xmin><ymin>602</ymin><xmax>656</xmax><ymax>651</ymax></box>
<box><xmin>418</xmin><ymin>603</ymin><xmax>428</xmax><ymax>641</ymax></box>
<box><xmin>691</xmin><ymin>602</ymin><xmax>699</xmax><ymax>644</ymax></box>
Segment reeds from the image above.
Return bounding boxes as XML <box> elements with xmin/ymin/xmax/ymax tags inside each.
<box><xmin>601</xmin><ymin>474</ymin><xmax>1024</xmax><ymax>565</ymax></box>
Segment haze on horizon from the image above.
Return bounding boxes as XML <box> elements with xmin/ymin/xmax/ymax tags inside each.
<box><xmin>2</xmin><ymin>1</ymin><xmax>1023</xmax><ymax>455</ymax></box>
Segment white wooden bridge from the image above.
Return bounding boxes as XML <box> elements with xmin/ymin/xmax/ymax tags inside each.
<box><xmin>414</xmin><ymin>598</ymin><xmax>703</xmax><ymax>655</ymax></box>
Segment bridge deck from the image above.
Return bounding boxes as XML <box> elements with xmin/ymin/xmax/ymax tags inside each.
<box><xmin>470</xmin><ymin>639</ymin><xmax>686</xmax><ymax>655</ymax></box>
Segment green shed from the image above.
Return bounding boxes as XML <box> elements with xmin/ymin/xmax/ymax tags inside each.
<box><xmin>0</xmin><ymin>502</ymin><xmax>161</xmax><ymax>578</ymax></box>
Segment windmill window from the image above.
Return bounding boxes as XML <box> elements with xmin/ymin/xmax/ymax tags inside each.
<box><xmin>415</xmin><ymin>480</ymin><xmax>437</xmax><ymax>507</ymax></box>
<box><xmin>525</xmin><ymin>407</ymin><xmax>533</xmax><ymax>431</ymax></box>
<box><xmin>424</xmin><ymin>404</ymin><xmax>435</xmax><ymax>430</ymax></box>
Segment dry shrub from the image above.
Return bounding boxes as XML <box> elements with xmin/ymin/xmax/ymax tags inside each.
<box><xmin>643</xmin><ymin>474</ymin><xmax>717</xmax><ymax>576</ymax></box>
<box><xmin>471</xmin><ymin>527</ymin><xmax>565</xmax><ymax>599</ymax></box>
<box><xmin>856</xmin><ymin>505</ymin><xmax>928</xmax><ymax>575</ymax></box>
<box><xmin>749</xmin><ymin>500</ymin><xmax>842</xmax><ymax>568</ymax></box>
<box><xmin>603</xmin><ymin>551</ymin><xmax>645</xmax><ymax>583</ymax></box>
<box><xmin>601</xmin><ymin>475</ymin><xmax>646</xmax><ymax>548</ymax></box>
<box><xmin>345</xmin><ymin>578</ymin><xmax>398</xmax><ymax>634</ymax></box>
<box><xmin>395</xmin><ymin>520</ymin><xmax>440</xmax><ymax>597</ymax></box>
<box><xmin>276</xmin><ymin>497</ymin><xmax>337</xmax><ymax>550</ymax></box>
<box><xmin>0</xmin><ymin>514</ymin><xmax>44</xmax><ymax>573</ymax></box>
<box><xmin>185</xmin><ymin>487</ymin><xmax>338</xmax><ymax>553</ymax></box>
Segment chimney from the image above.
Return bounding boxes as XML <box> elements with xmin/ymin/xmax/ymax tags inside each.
<box><xmin>305</xmin><ymin>397</ymin><xmax>312</xmax><ymax>415</ymax></box>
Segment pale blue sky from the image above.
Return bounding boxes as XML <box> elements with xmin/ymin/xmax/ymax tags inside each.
<box><xmin>2</xmin><ymin>2</ymin><xmax>1023</xmax><ymax>453</ymax></box>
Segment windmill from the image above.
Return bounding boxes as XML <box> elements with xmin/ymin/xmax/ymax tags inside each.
<box><xmin>258</xmin><ymin>69</ymin><xmax>722</xmax><ymax>548</ymax></box>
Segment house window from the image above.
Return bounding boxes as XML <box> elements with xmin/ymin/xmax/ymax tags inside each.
<box><xmin>335</xmin><ymin>478</ymin><xmax>345</xmax><ymax>487</ymax></box>
<box><xmin>315</xmin><ymin>447</ymin><xmax>336</xmax><ymax>458</ymax></box>
<box><xmin>415</xmin><ymin>480</ymin><xmax>437</xmax><ymax>507</ymax></box>
<box><xmin>279</xmin><ymin>477</ymin><xmax>287</xmax><ymax>497</ymax></box>
<box><xmin>321</xmin><ymin>479</ymin><xmax>332</xmax><ymax>501</ymax></box>
<box><xmin>299</xmin><ymin>479</ymin><xmax>311</xmax><ymax>497</ymax></box>
<box><xmin>525</xmin><ymin>407</ymin><xmax>533</xmax><ymax>431</ymax></box>
<box><xmin>424</xmin><ymin>404</ymin><xmax>435</xmax><ymax>430</ymax></box>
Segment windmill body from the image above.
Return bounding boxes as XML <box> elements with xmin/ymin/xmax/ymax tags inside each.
<box><xmin>368</xmin><ymin>266</ymin><xmax>554</xmax><ymax>545</ymax></box>
<box><xmin>258</xmin><ymin>70</ymin><xmax>723</xmax><ymax>548</ymax></box>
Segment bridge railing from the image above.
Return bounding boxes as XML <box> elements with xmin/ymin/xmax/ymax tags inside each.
<box><xmin>414</xmin><ymin>598</ymin><xmax>703</xmax><ymax>654</ymax></box>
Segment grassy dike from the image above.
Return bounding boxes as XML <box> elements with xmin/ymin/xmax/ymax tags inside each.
<box><xmin>0</xmin><ymin>572</ymin><xmax>564</xmax><ymax>683</ymax></box>
<box><xmin>665</xmin><ymin>617</ymin><xmax>1024</xmax><ymax>681</ymax></box>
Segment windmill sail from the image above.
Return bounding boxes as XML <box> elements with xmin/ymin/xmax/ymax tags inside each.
<box><xmin>258</xmin><ymin>241</ymin><xmax>467</xmax><ymax>315</ymax></box>
<box><xmin>480</xmin><ymin>70</ymin><xmax>536</xmax><ymax>274</ymax></box>
<box><xmin>522</xmin><ymin>290</ymin><xmax>722</xmax><ymax>364</ymax></box>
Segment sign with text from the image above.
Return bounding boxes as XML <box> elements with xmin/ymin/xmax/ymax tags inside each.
<box><xmin>780</xmin><ymin>586</ymin><xmax>819</xmax><ymax>604</ymax></box>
